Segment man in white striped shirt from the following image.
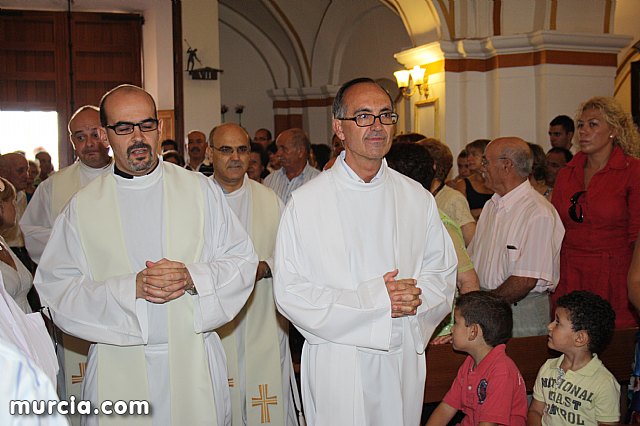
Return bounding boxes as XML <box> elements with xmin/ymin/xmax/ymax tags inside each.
<box><xmin>467</xmin><ymin>137</ymin><xmax>564</xmax><ymax>337</ymax></box>
<box><xmin>263</xmin><ymin>128</ymin><xmax>320</xmax><ymax>204</ymax></box>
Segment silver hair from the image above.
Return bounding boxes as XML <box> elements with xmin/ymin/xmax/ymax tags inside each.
<box><xmin>502</xmin><ymin>143</ymin><xmax>532</xmax><ymax>178</ymax></box>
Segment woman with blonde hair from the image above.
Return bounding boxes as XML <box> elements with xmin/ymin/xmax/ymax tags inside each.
<box><xmin>0</xmin><ymin>177</ymin><xmax>34</xmax><ymax>313</ymax></box>
<box><xmin>552</xmin><ymin>96</ymin><xmax>640</xmax><ymax>328</ymax></box>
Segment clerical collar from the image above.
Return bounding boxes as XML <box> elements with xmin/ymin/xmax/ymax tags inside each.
<box><xmin>113</xmin><ymin>160</ymin><xmax>159</xmax><ymax>179</ymax></box>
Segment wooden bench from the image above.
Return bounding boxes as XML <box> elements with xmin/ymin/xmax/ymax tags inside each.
<box><xmin>424</xmin><ymin>327</ymin><xmax>638</xmax><ymax>402</ymax></box>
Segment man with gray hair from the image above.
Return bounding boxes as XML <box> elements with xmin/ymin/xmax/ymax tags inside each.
<box><xmin>263</xmin><ymin>128</ymin><xmax>319</xmax><ymax>204</ymax></box>
<box><xmin>0</xmin><ymin>152</ymin><xmax>32</xmax><ymax>272</ymax></box>
<box><xmin>468</xmin><ymin>137</ymin><xmax>564</xmax><ymax>337</ymax></box>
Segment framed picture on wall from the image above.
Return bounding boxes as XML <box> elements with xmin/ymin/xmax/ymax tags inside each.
<box><xmin>413</xmin><ymin>98</ymin><xmax>439</xmax><ymax>138</ymax></box>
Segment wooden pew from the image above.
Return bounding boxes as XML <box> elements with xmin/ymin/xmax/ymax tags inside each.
<box><xmin>424</xmin><ymin>327</ymin><xmax>638</xmax><ymax>403</ymax></box>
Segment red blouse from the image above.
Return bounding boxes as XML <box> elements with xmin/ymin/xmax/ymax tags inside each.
<box><xmin>551</xmin><ymin>145</ymin><xmax>640</xmax><ymax>327</ymax></box>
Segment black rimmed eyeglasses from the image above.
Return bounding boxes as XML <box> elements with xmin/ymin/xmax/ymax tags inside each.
<box><xmin>106</xmin><ymin>118</ymin><xmax>159</xmax><ymax>135</ymax></box>
<box><xmin>337</xmin><ymin>112</ymin><xmax>398</xmax><ymax>127</ymax></box>
<box><xmin>568</xmin><ymin>190</ymin><xmax>586</xmax><ymax>223</ymax></box>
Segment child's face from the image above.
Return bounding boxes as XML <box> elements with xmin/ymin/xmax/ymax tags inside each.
<box><xmin>451</xmin><ymin>309</ymin><xmax>470</xmax><ymax>351</ymax></box>
<box><xmin>547</xmin><ymin>307</ymin><xmax>576</xmax><ymax>352</ymax></box>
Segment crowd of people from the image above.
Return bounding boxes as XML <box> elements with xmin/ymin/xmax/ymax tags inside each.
<box><xmin>0</xmin><ymin>78</ymin><xmax>638</xmax><ymax>425</ymax></box>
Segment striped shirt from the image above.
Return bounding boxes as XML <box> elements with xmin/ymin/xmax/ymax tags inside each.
<box><xmin>263</xmin><ymin>162</ymin><xmax>320</xmax><ymax>204</ymax></box>
<box><xmin>468</xmin><ymin>180</ymin><xmax>564</xmax><ymax>292</ymax></box>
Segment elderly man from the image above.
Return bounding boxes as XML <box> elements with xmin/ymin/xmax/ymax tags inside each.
<box><xmin>186</xmin><ymin>129</ymin><xmax>214</xmax><ymax>176</ymax></box>
<box><xmin>21</xmin><ymin>105</ymin><xmax>112</xmax><ymax>264</ymax></box>
<box><xmin>210</xmin><ymin>122</ymin><xmax>297</xmax><ymax>426</ymax></box>
<box><xmin>0</xmin><ymin>152</ymin><xmax>32</xmax><ymax>271</ymax></box>
<box><xmin>468</xmin><ymin>137</ymin><xmax>564</xmax><ymax>337</ymax></box>
<box><xmin>34</xmin><ymin>84</ymin><xmax>258</xmax><ymax>425</ymax></box>
<box><xmin>263</xmin><ymin>128</ymin><xmax>319</xmax><ymax>204</ymax></box>
<box><xmin>273</xmin><ymin>77</ymin><xmax>457</xmax><ymax>425</ymax></box>
<box><xmin>35</xmin><ymin>150</ymin><xmax>55</xmax><ymax>184</ymax></box>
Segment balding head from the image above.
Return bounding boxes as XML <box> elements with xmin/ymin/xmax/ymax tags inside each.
<box><xmin>99</xmin><ymin>84</ymin><xmax>157</xmax><ymax>128</ymax></box>
<box><xmin>275</xmin><ymin>128</ymin><xmax>310</xmax><ymax>178</ymax></box>
<box><xmin>0</xmin><ymin>153</ymin><xmax>29</xmax><ymax>191</ymax></box>
<box><xmin>210</xmin><ymin>123</ymin><xmax>251</xmax><ymax>193</ymax></box>
<box><xmin>482</xmin><ymin>137</ymin><xmax>532</xmax><ymax>196</ymax></box>
<box><xmin>68</xmin><ymin>105</ymin><xmax>111</xmax><ymax>169</ymax></box>
<box><xmin>209</xmin><ymin>123</ymin><xmax>249</xmax><ymax>146</ymax></box>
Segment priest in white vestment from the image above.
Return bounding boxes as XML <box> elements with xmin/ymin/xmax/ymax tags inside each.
<box><xmin>21</xmin><ymin>105</ymin><xmax>112</xmax><ymax>264</ymax></box>
<box><xmin>273</xmin><ymin>78</ymin><xmax>457</xmax><ymax>425</ymax></box>
<box><xmin>34</xmin><ymin>85</ymin><xmax>258</xmax><ymax>426</ymax></box>
<box><xmin>210</xmin><ymin>123</ymin><xmax>298</xmax><ymax>426</ymax></box>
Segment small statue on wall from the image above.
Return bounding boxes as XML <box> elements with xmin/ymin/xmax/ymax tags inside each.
<box><xmin>185</xmin><ymin>40</ymin><xmax>202</xmax><ymax>71</ymax></box>
<box><xmin>184</xmin><ymin>39</ymin><xmax>223</xmax><ymax>81</ymax></box>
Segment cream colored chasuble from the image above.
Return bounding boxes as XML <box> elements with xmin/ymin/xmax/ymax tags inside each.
<box><xmin>76</xmin><ymin>164</ymin><xmax>216</xmax><ymax>425</ymax></box>
<box><xmin>218</xmin><ymin>180</ymin><xmax>284</xmax><ymax>425</ymax></box>
<box><xmin>52</xmin><ymin>161</ymin><xmax>82</xmax><ymax>217</ymax></box>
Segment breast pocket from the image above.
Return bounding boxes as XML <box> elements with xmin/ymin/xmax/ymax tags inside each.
<box><xmin>506</xmin><ymin>245</ymin><xmax>520</xmax><ymax>264</ymax></box>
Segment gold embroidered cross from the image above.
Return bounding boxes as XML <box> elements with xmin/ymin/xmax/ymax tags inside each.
<box><xmin>251</xmin><ymin>384</ymin><xmax>277</xmax><ymax>423</ymax></box>
<box><xmin>228</xmin><ymin>378</ymin><xmax>235</xmax><ymax>387</ymax></box>
<box><xmin>71</xmin><ymin>362</ymin><xmax>86</xmax><ymax>384</ymax></box>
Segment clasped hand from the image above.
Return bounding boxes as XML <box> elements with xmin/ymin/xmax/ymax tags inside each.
<box><xmin>136</xmin><ymin>258</ymin><xmax>193</xmax><ymax>303</ymax></box>
<box><xmin>384</xmin><ymin>269</ymin><xmax>422</xmax><ymax>318</ymax></box>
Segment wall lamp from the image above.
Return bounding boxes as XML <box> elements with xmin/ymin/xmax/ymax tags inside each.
<box><xmin>393</xmin><ymin>65</ymin><xmax>428</xmax><ymax>99</ymax></box>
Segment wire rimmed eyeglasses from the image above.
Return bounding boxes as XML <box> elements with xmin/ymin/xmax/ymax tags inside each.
<box><xmin>337</xmin><ymin>112</ymin><xmax>398</xmax><ymax>127</ymax></box>
<box><xmin>106</xmin><ymin>119</ymin><xmax>159</xmax><ymax>135</ymax></box>
<box><xmin>212</xmin><ymin>145</ymin><xmax>250</xmax><ymax>155</ymax></box>
<box><xmin>480</xmin><ymin>156</ymin><xmax>508</xmax><ymax>167</ymax></box>
<box><xmin>568</xmin><ymin>190</ymin><xmax>586</xmax><ymax>223</ymax></box>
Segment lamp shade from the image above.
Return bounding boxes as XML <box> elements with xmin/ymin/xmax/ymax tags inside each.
<box><xmin>410</xmin><ymin>66</ymin><xmax>426</xmax><ymax>86</ymax></box>
<box><xmin>393</xmin><ymin>69</ymin><xmax>411</xmax><ymax>88</ymax></box>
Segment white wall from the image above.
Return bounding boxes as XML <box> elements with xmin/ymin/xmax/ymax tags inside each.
<box><xmin>338</xmin><ymin>7</ymin><xmax>411</xmax><ymax>85</ymax></box>
<box><xmin>534</xmin><ymin>64</ymin><xmax>617</xmax><ymax>146</ymax></box>
<box><xmin>219</xmin><ymin>22</ymin><xmax>278</xmax><ymax>137</ymax></box>
<box><xmin>142</xmin><ymin>1</ymin><xmax>173</xmax><ymax>111</ymax></box>
<box><xmin>181</xmin><ymin>0</ymin><xmax>221</xmax><ymax>142</ymax></box>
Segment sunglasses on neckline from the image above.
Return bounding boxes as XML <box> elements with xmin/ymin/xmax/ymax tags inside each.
<box><xmin>568</xmin><ymin>190</ymin><xmax>586</xmax><ymax>223</ymax></box>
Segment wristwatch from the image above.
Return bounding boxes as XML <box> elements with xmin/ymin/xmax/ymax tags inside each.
<box><xmin>263</xmin><ymin>263</ymin><xmax>272</xmax><ymax>279</ymax></box>
<box><xmin>185</xmin><ymin>279</ymin><xmax>198</xmax><ymax>295</ymax></box>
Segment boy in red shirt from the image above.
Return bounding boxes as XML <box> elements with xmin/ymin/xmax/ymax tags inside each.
<box><xmin>426</xmin><ymin>291</ymin><xmax>528</xmax><ymax>425</ymax></box>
